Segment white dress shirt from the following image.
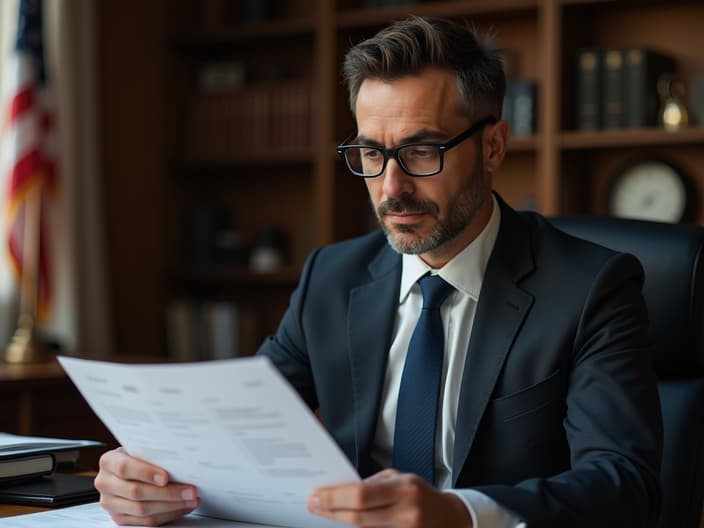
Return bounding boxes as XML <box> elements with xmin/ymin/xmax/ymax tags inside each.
<box><xmin>370</xmin><ymin>195</ymin><xmax>524</xmax><ymax>527</ymax></box>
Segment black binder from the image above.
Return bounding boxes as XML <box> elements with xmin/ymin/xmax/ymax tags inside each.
<box><xmin>0</xmin><ymin>473</ymin><xmax>98</xmax><ymax>507</ymax></box>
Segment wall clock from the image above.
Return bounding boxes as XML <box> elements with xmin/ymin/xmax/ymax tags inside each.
<box><xmin>607</xmin><ymin>159</ymin><xmax>693</xmax><ymax>223</ymax></box>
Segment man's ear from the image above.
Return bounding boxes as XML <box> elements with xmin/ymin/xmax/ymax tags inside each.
<box><xmin>483</xmin><ymin>120</ymin><xmax>510</xmax><ymax>175</ymax></box>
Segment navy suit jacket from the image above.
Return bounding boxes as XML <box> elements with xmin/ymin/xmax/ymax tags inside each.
<box><xmin>257</xmin><ymin>196</ymin><xmax>663</xmax><ymax>527</ymax></box>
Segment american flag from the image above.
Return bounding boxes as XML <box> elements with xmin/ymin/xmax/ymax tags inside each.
<box><xmin>2</xmin><ymin>0</ymin><xmax>56</xmax><ymax>323</ymax></box>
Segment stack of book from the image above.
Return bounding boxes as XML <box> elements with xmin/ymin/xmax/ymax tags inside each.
<box><xmin>576</xmin><ymin>47</ymin><xmax>676</xmax><ymax>130</ymax></box>
<box><xmin>0</xmin><ymin>433</ymin><xmax>103</xmax><ymax>506</ymax></box>
<box><xmin>187</xmin><ymin>64</ymin><xmax>312</xmax><ymax>160</ymax></box>
<box><xmin>166</xmin><ymin>299</ymin><xmax>261</xmax><ymax>362</ymax></box>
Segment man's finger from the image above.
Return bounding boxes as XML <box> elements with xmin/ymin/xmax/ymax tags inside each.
<box><xmin>99</xmin><ymin>447</ymin><xmax>169</xmax><ymax>486</ymax></box>
<box><xmin>364</xmin><ymin>468</ymin><xmax>400</xmax><ymax>482</ymax></box>
<box><xmin>95</xmin><ymin>467</ymin><xmax>197</xmax><ymax>503</ymax></box>
<box><xmin>101</xmin><ymin>493</ymin><xmax>199</xmax><ymax>519</ymax></box>
<box><xmin>310</xmin><ymin>479</ymin><xmax>402</xmax><ymax>512</ymax></box>
<box><xmin>312</xmin><ymin>504</ymin><xmax>396</xmax><ymax>527</ymax></box>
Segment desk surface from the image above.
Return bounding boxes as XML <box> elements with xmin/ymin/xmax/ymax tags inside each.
<box><xmin>0</xmin><ymin>503</ymin><xmax>50</xmax><ymax>518</ymax></box>
<box><xmin>0</xmin><ymin>359</ymin><xmax>67</xmax><ymax>384</ymax></box>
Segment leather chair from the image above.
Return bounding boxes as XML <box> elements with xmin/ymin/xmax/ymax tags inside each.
<box><xmin>551</xmin><ymin>216</ymin><xmax>704</xmax><ymax>528</ymax></box>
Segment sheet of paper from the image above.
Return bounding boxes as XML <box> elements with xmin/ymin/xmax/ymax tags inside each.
<box><xmin>0</xmin><ymin>433</ymin><xmax>100</xmax><ymax>456</ymax></box>
<box><xmin>0</xmin><ymin>501</ymin><xmax>280</xmax><ymax>527</ymax></box>
<box><xmin>58</xmin><ymin>356</ymin><xmax>359</xmax><ymax>528</ymax></box>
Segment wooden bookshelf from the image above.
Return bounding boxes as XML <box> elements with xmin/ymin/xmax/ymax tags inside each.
<box><xmin>98</xmin><ymin>0</ymin><xmax>704</xmax><ymax>359</ymax></box>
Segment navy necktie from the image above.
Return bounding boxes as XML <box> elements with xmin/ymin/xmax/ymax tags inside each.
<box><xmin>392</xmin><ymin>273</ymin><xmax>455</xmax><ymax>484</ymax></box>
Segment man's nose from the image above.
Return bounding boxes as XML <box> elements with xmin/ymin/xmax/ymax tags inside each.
<box><xmin>381</xmin><ymin>158</ymin><xmax>415</xmax><ymax>198</ymax></box>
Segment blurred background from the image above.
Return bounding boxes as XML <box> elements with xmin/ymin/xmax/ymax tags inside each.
<box><xmin>1</xmin><ymin>0</ymin><xmax>703</xmax><ymax>366</ymax></box>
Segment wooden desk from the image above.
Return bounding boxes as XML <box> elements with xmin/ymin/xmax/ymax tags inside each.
<box><xmin>0</xmin><ymin>502</ymin><xmax>52</xmax><ymax>518</ymax></box>
<box><xmin>0</xmin><ymin>359</ymin><xmax>116</xmax><ymax>468</ymax></box>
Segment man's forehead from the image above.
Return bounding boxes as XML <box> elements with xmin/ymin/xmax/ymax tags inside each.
<box><xmin>354</xmin><ymin>73</ymin><xmax>468</xmax><ymax>141</ymax></box>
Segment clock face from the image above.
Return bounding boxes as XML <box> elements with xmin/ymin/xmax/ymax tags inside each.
<box><xmin>608</xmin><ymin>161</ymin><xmax>688</xmax><ymax>223</ymax></box>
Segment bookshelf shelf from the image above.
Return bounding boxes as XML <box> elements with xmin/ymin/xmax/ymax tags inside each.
<box><xmin>171</xmin><ymin>266</ymin><xmax>301</xmax><ymax>287</ymax></box>
<box><xmin>560</xmin><ymin>128</ymin><xmax>704</xmax><ymax>150</ymax></box>
<box><xmin>336</xmin><ymin>0</ymin><xmax>539</xmax><ymax>28</ymax></box>
<box><xmin>507</xmin><ymin>135</ymin><xmax>539</xmax><ymax>152</ymax></box>
<box><xmin>171</xmin><ymin>17</ymin><xmax>316</xmax><ymax>45</ymax></box>
<box><xmin>173</xmin><ymin>151</ymin><xmax>315</xmax><ymax>172</ymax></box>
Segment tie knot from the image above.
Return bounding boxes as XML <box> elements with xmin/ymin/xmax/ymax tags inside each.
<box><xmin>418</xmin><ymin>274</ymin><xmax>454</xmax><ymax>310</ymax></box>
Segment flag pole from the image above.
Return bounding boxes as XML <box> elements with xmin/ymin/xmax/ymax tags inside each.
<box><xmin>4</xmin><ymin>182</ymin><xmax>50</xmax><ymax>363</ymax></box>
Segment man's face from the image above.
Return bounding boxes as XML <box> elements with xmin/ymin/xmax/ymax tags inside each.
<box><xmin>354</xmin><ymin>68</ymin><xmax>493</xmax><ymax>267</ymax></box>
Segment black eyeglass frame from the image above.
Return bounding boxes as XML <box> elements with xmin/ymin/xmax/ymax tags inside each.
<box><xmin>336</xmin><ymin>115</ymin><xmax>498</xmax><ymax>178</ymax></box>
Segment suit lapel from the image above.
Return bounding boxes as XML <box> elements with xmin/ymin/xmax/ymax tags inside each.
<box><xmin>347</xmin><ymin>244</ymin><xmax>401</xmax><ymax>476</ymax></box>
<box><xmin>452</xmin><ymin>198</ymin><xmax>536</xmax><ymax>483</ymax></box>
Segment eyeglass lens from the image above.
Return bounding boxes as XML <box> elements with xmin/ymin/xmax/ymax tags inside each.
<box><xmin>344</xmin><ymin>145</ymin><xmax>441</xmax><ymax>177</ymax></box>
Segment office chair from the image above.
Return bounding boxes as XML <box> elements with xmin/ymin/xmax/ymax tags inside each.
<box><xmin>551</xmin><ymin>216</ymin><xmax>704</xmax><ymax>528</ymax></box>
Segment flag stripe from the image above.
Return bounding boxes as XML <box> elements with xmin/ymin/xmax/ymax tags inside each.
<box><xmin>8</xmin><ymin>87</ymin><xmax>35</xmax><ymax>123</ymax></box>
<box><xmin>4</xmin><ymin>0</ymin><xmax>55</xmax><ymax>323</ymax></box>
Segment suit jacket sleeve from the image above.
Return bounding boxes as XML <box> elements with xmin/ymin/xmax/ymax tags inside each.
<box><xmin>467</xmin><ymin>252</ymin><xmax>663</xmax><ymax>528</ymax></box>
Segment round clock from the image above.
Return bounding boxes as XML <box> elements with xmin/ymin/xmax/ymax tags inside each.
<box><xmin>607</xmin><ymin>159</ymin><xmax>692</xmax><ymax>223</ymax></box>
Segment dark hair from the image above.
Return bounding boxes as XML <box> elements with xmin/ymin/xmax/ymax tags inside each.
<box><xmin>342</xmin><ymin>16</ymin><xmax>505</xmax><ymax>120</ymax></box>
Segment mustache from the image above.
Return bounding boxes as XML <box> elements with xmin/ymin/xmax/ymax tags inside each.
<box><xmin>377</xmin><ymin>197</ymin><xmax>439</xmax><ymax>217</ymax></box>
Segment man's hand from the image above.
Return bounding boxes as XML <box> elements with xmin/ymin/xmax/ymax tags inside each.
<box><xmin>307</xmin><ymin>469</ymin><xmax>473</xmax><ymax>528</ymax></box>
<box><xmin>94</xmin><ymin>447</ymin><xmax>200</xmax><ymax>526</ymax></box>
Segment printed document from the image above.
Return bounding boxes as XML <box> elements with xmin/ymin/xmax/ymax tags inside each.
<box><xmin>0</xmin><ymin>501</ymin><xmax>278</xmax><ymax>527</ymax></box>
<box><xmin>57</xmin><ymin>356</ymin><xmax>360</xmax><ymax>528</ymax></box>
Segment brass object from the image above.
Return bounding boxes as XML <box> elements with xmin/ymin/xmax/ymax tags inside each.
<box><xmin>659</xmin><ymin>73</ymin><xmax>689</xmax><ymax>132</ymax></box>
<box><xmin>4</xmin><ymin>184</ymin><xmax>51</xmax><ymax>364</ymax></box>
<box><xmin>5</xmin><ymin>315</ymin><xmax>51</xmax><ymax>364</ymax></box>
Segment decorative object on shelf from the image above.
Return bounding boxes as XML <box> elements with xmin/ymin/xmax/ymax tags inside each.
<box><xmin>658</xmin><ymin>73</ymin><xmax>689</xmax><ymax>132</ymax></box>
<box><xmin>607</xmin><ymin>159</ymin><xmax>693</xmax><ymax>223</ymax></box>
<box><xmin>250</xmin><ymin>226</ymin><xmax>288</xmax><ymax>273</ymax></box>
<box><xmin>189</xmin><ymin>205</ymin><xmax>247</xmax><ymax>265</ymax></box>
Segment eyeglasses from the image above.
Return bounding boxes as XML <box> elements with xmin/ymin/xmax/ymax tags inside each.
<box><xmin>336</xmin><ymin>116</ymin><xmax>497</xmax><ymax>178</ymax></box>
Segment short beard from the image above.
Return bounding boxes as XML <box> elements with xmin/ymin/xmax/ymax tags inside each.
<box><xmin>375</xmin><ymin>158</ymin><xmax>486</xmax><ymax>256</ymax></box>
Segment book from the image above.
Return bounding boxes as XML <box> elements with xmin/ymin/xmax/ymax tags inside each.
<box><xmin>0</xmin><ymin>454</ymin><xmax>54</xmax><ymax>484</ymax></box>
<box><xmin>0</xmin><ymin>433</ymin><xmax>104</xmax><ymax>471</ymax></box>
<box><xmin>576</xmin><ymin>48</ymin><xmax>602</xmax><ymax>130</ymax></box>
<box><xmin>601</xmin><ymin>48</ymin><xmax>625</xmax><ymax>129</ymax></box>
<box><xmin>624</xmin><ymin>48</ymin><xmax>676</xmax><ymax>128</ymax></box>
<box><xmin>166</xmin><ymin>299</ymin><xmax>261</xmax><ymax>361</ymax></box>
<box><xmin>0</xmin><ymin>473</ymin><xmax>98</xmax><ymax>507</ymax></box>
<box><xmin>504</xmin><ymin>80</ymin><xmax>537</xmax><ymax>136</ymax></box>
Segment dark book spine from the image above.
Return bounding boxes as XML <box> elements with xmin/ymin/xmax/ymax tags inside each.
<box><xmin>576</xmin><ymin>49</ymin><xmax>602</xmax><ymax>130</ymax></box>
<box><xmin>602</xmin><ymin>48</ymin><xmax>625</xmax><ymax>129</ymax></box>
<box><xmin>510</xmin><ymin>80</ymin><xmax>537</xmax><ymax>136</ymax></box>
<box><xmin>502</xmin><ymin>83</ymin><xmax>515</xmax><ymax>131</ymax></box>
<box><xmin>624</xmin><ymin>48</ymin><xmax>676</xmax><ymax>128</ymax></box>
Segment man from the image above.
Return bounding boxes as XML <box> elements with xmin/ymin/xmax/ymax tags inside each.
<box><xmin>95</xmin><ymin>17</ymin><xmax>662</xmax><ymax>527</ymax></box>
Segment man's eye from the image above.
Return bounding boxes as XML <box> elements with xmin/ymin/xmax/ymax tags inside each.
<box><xmin>407</xmin><ymin>147</ymin><xmax>437</xmax><ymax>159</ymax></box>
<box><xmin>362</xmin><ymin>149</ymin><xmax>381</xmax><ymax>160</ymax></box>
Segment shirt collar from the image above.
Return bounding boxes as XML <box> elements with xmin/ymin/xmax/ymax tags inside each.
<box><xmin>399</xmin><ymin>194</ymin><xmax>501</xmax><ymax>302</ymax></box>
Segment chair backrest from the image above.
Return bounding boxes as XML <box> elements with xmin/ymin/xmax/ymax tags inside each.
<box><xmin>551</xmin><ymin>216</ymin><xmax>704</xmax><ymax>528</ymax></box>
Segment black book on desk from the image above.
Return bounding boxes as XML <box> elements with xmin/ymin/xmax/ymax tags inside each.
<box><xmin>0</xmin><ymin>432</ymin><xmax>104</xmax><ymax>505</ymax></box>
<box><xmin>0</xmin><ymin>473</ymin><xmax>98</xmax><ymax>507</ymax></box>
